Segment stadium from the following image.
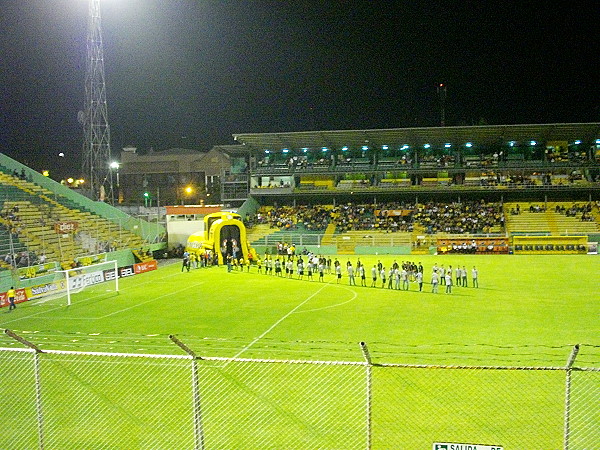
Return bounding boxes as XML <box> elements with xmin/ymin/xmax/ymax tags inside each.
<box><xmin>1</xmin><ymin>2</ymin><xmax>599</xmax><ymax>450</ymax></box>
<box><xmin>2</xmin><ymin>121</ymin><xmax>599</xmax><ymax>448</ymax></box>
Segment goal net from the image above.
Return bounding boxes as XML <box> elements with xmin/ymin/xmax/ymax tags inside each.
<box><xmin>54</xmin><ymin>260</ymin><xmax>119</xmax><ymax>306</ymax></box>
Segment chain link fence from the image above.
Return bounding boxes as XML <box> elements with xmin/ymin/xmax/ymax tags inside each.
<box><xmin>1</xmin><ymin>334</ymin><xmax>597</xmax><ymax>449</ymax></box>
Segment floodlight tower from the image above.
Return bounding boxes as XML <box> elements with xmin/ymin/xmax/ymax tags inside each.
<box><xmin>82</xmin><ymin>0</ymin><xmax>112</xmax><ymax>201</ymax></box>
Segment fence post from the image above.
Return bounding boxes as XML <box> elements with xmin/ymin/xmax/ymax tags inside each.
<box><xmin>170</xmin><ymin>335</ymin><xmax>205</xmax><ymax>450</ymax></box>
<box><xmin>360</xmin><ymin>341</ymin><xmax>372</xmax><ymax>450</ymax></box>
<box><xmin>5</xmin><ymin>329</ymin><xmax>45</xmax><ymax>450</ymax></box>
<box><xmin>563</xmin><ymin>344</ymin><xmax>579</xmax><ymax>450</ymax></box>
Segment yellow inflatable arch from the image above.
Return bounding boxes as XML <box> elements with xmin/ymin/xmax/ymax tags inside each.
<box><xmin>186</xmin><ymin>212</ymin><xmax>257</xmax><ymax>265</ymax></box>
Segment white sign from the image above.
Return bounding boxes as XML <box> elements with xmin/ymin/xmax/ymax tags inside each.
<box><xmin>433</xmin><ymin>444</ymin><xmax>503</xmax><ymax>450</ymax></box>
<box><xmin>69</xmin><ymin>271</ymin><xmax>105</xmax><ymax>290</ymax></box>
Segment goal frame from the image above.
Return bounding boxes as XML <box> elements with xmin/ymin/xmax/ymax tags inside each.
<box><xmin>56</xmin><ymin>260</ymin><xmax>119</xmax><ymax>306</ymax></box>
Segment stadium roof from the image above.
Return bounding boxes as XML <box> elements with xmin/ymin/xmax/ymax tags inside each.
<box><xmin>232</xmin><ymin>123</ymin><xmax>600</xmax><ymax>151</ymax></box>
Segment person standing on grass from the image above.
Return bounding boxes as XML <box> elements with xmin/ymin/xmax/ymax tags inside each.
<box><xmin>455</xmin><ymin>265</ymin><xmax>462</xmax><ymax>287</ymax></box>
<box><xmin>440</xmin><ymin>265</ymin><xmax>446</xmax><ymax>285</ymax></box>
<box><xmin>472</xmin><ymin>266</ymin><xmax>479</xmax><ymax>287</ymax></box>
<box><xmin>256</xmin><ymin>256</ymin><xmax>262</xmax><ymax>274</ymax></box>
<box><xmin>318</xmin><ymin>261</ymin><xmax>325</xmax><ymax>282</ymax></box>
<box><xmin>359</xmin><ymin>263</ymin><xmax>366</xmax><ymax>286</ymax></box>
<box><xmin>7</xmin><ymin>287</ymin><xmax>16</xmax><ymax>311</ymax></box>
<box><xmin>307</xmin><ymin>261</ymin><xmax>314</xmax><ymax>281</ymax></box>
<box><xmin>267</xmin><ymin>257</ymin><xmax>273</xmax><ymax>275</ymax></box>
<box><xmin>182</xmin><ymin>251</ymin><xmax>190</xmax><ymax>272</ymax></box>
<box><xmin>336</xmin><ymin>263</ymin><xmax>342</xmax><ymax>284</ymax></box>
<box><xmin>401</xmin><ymin>267</ymin><xmax>409</xmax><ymax>290</ymax></box>
<box><xmin>445</xmin><ymin>270</ymin><xmax>453</xmax><ymax>294</ymax></box>
<box><xmin>371</xmin><ymin>265</ymin><xmax>378</xmax><ymax>287</ymax></box>
<box><xmin>415</xmin><ymin>270</ymin><xmax>423</xmax><ymax>292</ymax></box>
<box><xmin>380</xmin><ymin>266</ymin><xmax>386</xmax><ymax>288</ymax></box>
<box><xmin>226</xmin><ymin>254</ymin><xmax>232</xmax><ymax>273</ymax></box>
<box><xmin>387</xmin><ymin>267</ymin><xmax>394</xmax><ymax>289</ymax></box>
<box><xmin>461</xmin><ymin>266</ymin><xmax>468</xmax><ymax>286</ymax></box>
<box><xmin>347</xmin><ymin>263</ymin><xmax>356</xmax><ymax>286</ymax></box>
<box><xmin>431</xmin><ymin>270</ymin><xmax>439</xmax><ymax>293</ymax></box>
<box><xmin>393</xmin><ymin>267</ymin><xmax>400</xmax><ymax>290</ymax></box>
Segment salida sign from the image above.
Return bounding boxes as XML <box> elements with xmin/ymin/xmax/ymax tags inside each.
<box><xmin>434</xmin><ymin>444</ymin><xmax>503</xmax><ymax>450</ymax></box>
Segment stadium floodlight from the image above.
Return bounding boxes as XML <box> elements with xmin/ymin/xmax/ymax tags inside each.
<box><xmin>362</xmin><ymin>145</ymin><xmax>369</xmax><ymax>151</ymax></box>
<box><xmin>574</xmin><ymin>140</ymin><xmax>581</xmax><ymax>145</ymax></box>
<box><xmin>56</xmin><ymin>260</ymin><xmax>119</xmax><ymax>306</ymax></box>
<box><xmin>465</xmin><ymin>142</ymin><xmax>473</xmax><ymax>148</ymax></box>
<box><xmin>341</xmin><ymin>146</ymin><xmax>348</xmax><ymax>151</ymax></box>
<box><xmin>382</xmin><ymin>145</ymin><xmax>388</xmax><ymax>150</ymax></box>
<box><xmin>444</xmin><ymin>143</ymin><xmax>451</xmax><ymax>148</ymax></box>
<box><xmin>530</xmin><ymin>140</ymin><xmax>537</xmax><ymax>146</ymax></box>
<box><xmin>423</xmin><ymin>144</ymin><xmax>431</xmax><ymax>149</ymax></box>
<box><xmin>282</xmin><ymin>148</ymin><xmax>289</xmax><ymax>153</ymax></box>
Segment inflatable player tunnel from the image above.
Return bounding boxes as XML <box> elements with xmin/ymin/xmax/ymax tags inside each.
<box><xmin>186</xmin><ymin>212</ymin><xmax>257</xmax><ymax>264</ymax></box>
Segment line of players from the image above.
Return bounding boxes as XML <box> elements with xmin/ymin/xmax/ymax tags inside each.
<box><xmin>227</xmin><ymin>253</ymin><xmax>479</xmax><ymax>293</ymax></box>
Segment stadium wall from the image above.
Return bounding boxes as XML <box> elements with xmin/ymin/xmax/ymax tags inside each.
<box><xmin>0</xmin><ymin>152</ymin><xmax>165</xmax><ymax>243</ymax></box>
<box><xmin>252</xmin><ymin>244</ymin><xmax>337</xmax><ymax>255</ymax></box>
<box><xmin>237</xmin><ymin>196</ymin><xmax>260</xmax><ymax>219</ymax></box>
<box><xmin>355</xmin><ymin>245</ymin><xmax>413</xmax><ymax>255</ymax></box>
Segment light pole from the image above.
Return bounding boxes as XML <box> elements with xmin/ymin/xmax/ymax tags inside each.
<box><xmin>110</xmin><ymin>161</ymin><xmax>120</xmax><ymax>204</ymax></box>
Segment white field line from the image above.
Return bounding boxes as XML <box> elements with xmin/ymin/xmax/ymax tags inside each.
<box><xmin>229</xmin><ymin>281</ymin><xmax>358</xmax><ymax>361</ymax></box>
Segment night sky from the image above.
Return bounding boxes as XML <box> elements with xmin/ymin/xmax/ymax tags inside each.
<box><xmin>1</xmin><ymin>1</ymin><xmax>598</xmax><ymax>179</ymax></box>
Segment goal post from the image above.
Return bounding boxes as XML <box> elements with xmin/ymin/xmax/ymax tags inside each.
<box><xmin>56</xmin><ymin>260</ymin><xmax>119</xmax><ymax>306</ymax></box>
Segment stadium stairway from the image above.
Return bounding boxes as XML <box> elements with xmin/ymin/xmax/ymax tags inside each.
<box><xmin>319</xmin><ymin>223</ymin><xmax>337</xmax><ymax>246</ymax></box>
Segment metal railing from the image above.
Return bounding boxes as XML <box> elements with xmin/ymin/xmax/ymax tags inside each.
<box><xmin>1</xmin><ymin>333</ymin><xmax>597</xmax><ymax>449</ymax></box>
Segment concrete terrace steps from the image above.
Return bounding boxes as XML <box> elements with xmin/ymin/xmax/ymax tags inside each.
<box><xmin>245</xmin><ymin>223</ymin><xmax>280</xmax><ymax>244</ymax></box>
<box><xmin>504</xmin><ymin>202</ymin><xmax>599</xmax><ymax>235</ymax></box>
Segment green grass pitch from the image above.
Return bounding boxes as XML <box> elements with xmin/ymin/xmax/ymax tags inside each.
<box><xmin>2</xmin><ymin>254</ymin><xmax>597</xmax><ymax>363</ymax></box>
<box><xmin>0</xmin><ymin>254</ymin><xmax>598</xmax><ymax>449</ymax></box>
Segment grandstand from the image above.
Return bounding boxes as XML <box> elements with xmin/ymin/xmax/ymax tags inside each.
<box><xmin>0</xmin><ymin>153</ymin><xmax>165</xmax><ymax>291</ymax></box>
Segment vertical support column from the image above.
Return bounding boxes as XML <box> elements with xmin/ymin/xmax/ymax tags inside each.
<box><xmin>5</xmin><ymin>330</ymin><xmax>45</xmax><ymax>449</ymax></box>
<box><xmin>34</xmin><ymin>352</ymin><xmax>45</xmax><ymax>450</ymax></box>
<box><xmin>170</xmin><ymin>335</ymin><xmax>205</xmax><ymax>450</ymax></box>
<box><xmin>360</xmin><ymin>341</ymin><xmax>372</xmax><ymax>450</ymax></box>
<box><xmin>563</xmin><ymin>344</ymin><xmax>579</xmax><ymax>450</ymax></box>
